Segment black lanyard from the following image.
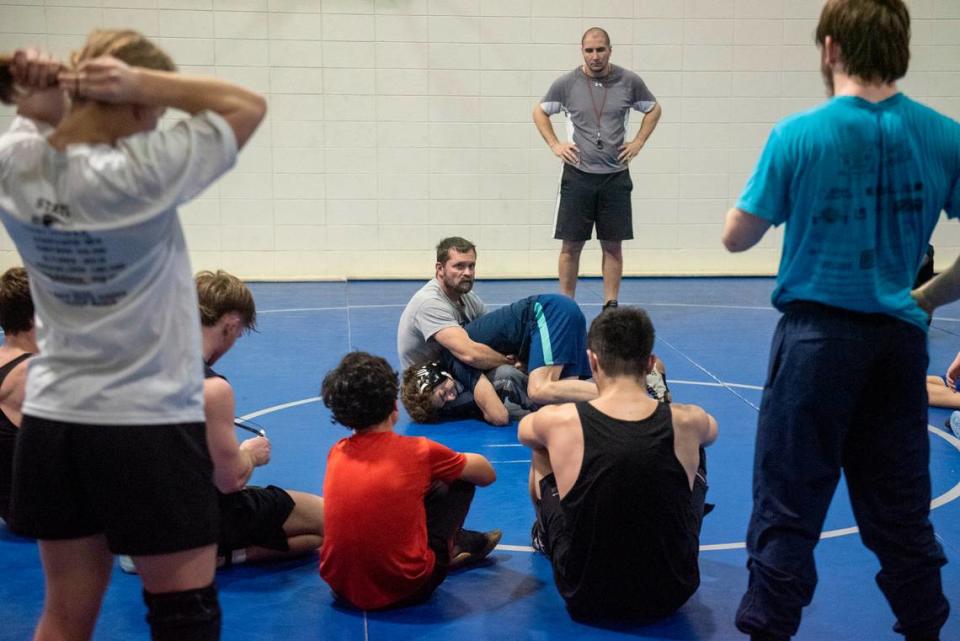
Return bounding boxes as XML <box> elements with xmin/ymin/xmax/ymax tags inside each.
<box><xmin>584</xmin><ymin>72</ymin><xmax>609</xmax><ymax>149</ymax></box>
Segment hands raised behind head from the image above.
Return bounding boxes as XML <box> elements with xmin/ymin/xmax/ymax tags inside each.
<box><xmin>240</xmin><ymin>434</ymin><xmax>272</xmax><ymax>468</ymax></box>
<box><xmin>9</xmin><ymin>48</ymin><xmax>64</xmax><ymax>91</ymax></box>
<box><xmin>57</xmin><ymin>56</ymin><xmax>139</xmax><ymax>103</ymax></box>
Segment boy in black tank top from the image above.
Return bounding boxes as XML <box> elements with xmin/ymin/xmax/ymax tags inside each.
<box><xmin>519</xmin><ymin>307</ymin><xmax>718</xmax><ymax>620</ymax></box>
<box><xmin>0</xmin><ymin>267</ymin><xmax>36</xmax><ymax>522</ymax></box>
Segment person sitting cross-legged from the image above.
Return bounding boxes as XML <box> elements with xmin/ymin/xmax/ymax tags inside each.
<box><xmin>519</xmin><ymin>306</ymin><xmax>717</xmax><ymax>620</ymax></box>
<box><xmin>320</xmin><ymin>351</ymin><xmax>501</xmax><ymax>610</ymax></box>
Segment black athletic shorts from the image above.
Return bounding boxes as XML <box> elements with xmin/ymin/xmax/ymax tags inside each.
<box><xmin>554</xmin><ymin>163</ymin><xmax>633</xmax><ymax>242</ymax></box>
<box><xmin>217</xmin><ymin>485</ymin><xmax>295</xmax><ymax>556</ymax></box>
<box><xmin>536</xmin><ymin>473</ymin><xmax>569</xmax><ymax>562</ymax></box>
<box><xmin>10</xmin><ymin>415</ymin><xmax>219</xmax><ymax>555</ymax></box>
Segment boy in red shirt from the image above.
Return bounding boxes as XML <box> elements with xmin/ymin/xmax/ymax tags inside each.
<box><xmin>320</xmin><ymin>352</ymin><xmax>500</xmax><ymax>610</ymax></box>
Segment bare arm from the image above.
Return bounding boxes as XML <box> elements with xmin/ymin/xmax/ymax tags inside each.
<box><xmin>947</xmin><ymin>351</ymin><xmax>960</xmax><ymax>389</ymax></box>
<box><xmin>204</xmin><ymin>377</ymin><xmax>270</xmax><ymax>493</ymax></box>
<box><xmin>673</xmin><ymin>403</ymin><xmax>719</xmax><ymax>447</ymax></box>
<box><xmin>472</xmin><ymin>375</ymin><xmax>509</xmax><ymax>426</ymax></box>
<box><xmin>618</xmin><ymin>102</ymin><xmax>662</xmax><ymax>163</ymax></box>
<box><xmin>58</xmin><ymin>57</ymin><xmax>266</xmax><ymax>149</ymax></box>
<box><xmin>459</xmin><ymin>452</ymin><xmax>496</xmax><ymax>486</ymax></box>
<box><xmin>434</xmin><ymin>325</ymin><xmax>509</xmax><ymax>370</ymax></box>
<box><xmin>722</xmin><ymin>207</ymin><xmax>772</xmax><ymax>253</ymax></box>
<box><xmin>517</xmin><ymin>411</ymin><xmax>545</xmax><ymax>449</ymax></box>
<box><xmin>914</xmin><ymin>253</ymin><xmax>960</xmax><ymax>317</ymax></box>
<box><xmin>533</xmin><ymin>103</ymin><xmax>579</xmax><ymax>165</ymax></box>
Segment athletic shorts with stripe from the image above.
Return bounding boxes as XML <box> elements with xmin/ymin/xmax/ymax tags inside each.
<box><xmin>527</xmin><ymin>295</ymin><xmax>591</xmax><ymax>379</ymax></box>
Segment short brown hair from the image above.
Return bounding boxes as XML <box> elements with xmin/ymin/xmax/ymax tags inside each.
<box><xmin>816</xmin><ymin>0</ymin><xmax>910</xmax><ymax>84</ymax></box>
<box><xmin>195</xmin><ymin>270</ymin><xmax>256</xmax><ymax>330</ymax></box>
<box><xmin>0</xmin><ymin>267</ymin><xmax>33</xmax><ymax>334</ymax></box>
<box><xmin>400</xmin><ymin>365</ymin><xmax>441</xmax><ymax>423</ymax></box>
<box><xmin>322</xmin><ymin>352</ymin><xmax>399</xmax><ymax>430</ymax></box>
<box><xmin>436</xmin><ymin>237</ymin><xmax>476</xmax><ymax>264</ymax></box>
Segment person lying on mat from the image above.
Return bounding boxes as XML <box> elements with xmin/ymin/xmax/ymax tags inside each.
<box><xmin>520</xmin><ymin>306</ymin><xmax>717</xmax><ymax>621</ymax></box>
<box><xmin>320</xmin><ymin>351</ymin><xmax>501</xmax><ymax>610</ymax></box>
<box><xmin>401</xmin><ymin>294</ymin><xmax>599</xmax><ymax>425</ymax></box>
<box><xmin>403</xmin><ymin>294</ymin><xmax>597</xmax><ymax>425</ymax></box>
<box><xmin>397</xmin><ymin>236</ymin><xmax>529</xmax><ymax>420</ymax></box>
<box><xmin>0</xmin><ymin>267</ymin><xmax>35</xmax><ymax>524</ymax></box>
<box><xmin>121</xmin><ymin>270</ymin><xmax>324</xmax><ymax>573</ymax></box>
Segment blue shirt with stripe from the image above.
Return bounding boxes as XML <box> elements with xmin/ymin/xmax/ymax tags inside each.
<box><xmin>739</xmin><ymin>93</ymin><xmax>960</xmax><ymax>331</ymax></box>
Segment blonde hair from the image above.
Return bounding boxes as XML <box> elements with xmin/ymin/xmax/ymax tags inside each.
<box><xmin>195</xmin><ymin>270</ymin><xmax>256</xmax><ymax>330</ymax></box>
<box><xmin>72</xmin><ymin>29</ymin><xmax>175</xmax><ymax>73</ymax></box>
<box><xmin>1</xmin><ymin>29</ymin><xmax>175</xmax><ymax>106</ymax></box>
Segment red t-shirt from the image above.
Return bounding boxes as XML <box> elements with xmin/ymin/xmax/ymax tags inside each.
<box><xmin>319</xmin><ymin>430</ymin><xmax>467</xmax><ymax>609</ymax></box>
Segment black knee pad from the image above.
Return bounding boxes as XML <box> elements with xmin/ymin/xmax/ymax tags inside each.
<box><xmin>143</xmin><ymin>583</ymin><xmax>221</xmax><ymax>641</ymax></box>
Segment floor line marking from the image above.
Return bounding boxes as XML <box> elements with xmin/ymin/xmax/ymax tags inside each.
<box><xmin>243</xmin><ymin>400</ymin><xmax>960</xmax><ymax>552</ymax></box>
<box><xmin>656</xmin><ymin>336</ymin><xmax>762</xmax><ymax>412</ymax></box>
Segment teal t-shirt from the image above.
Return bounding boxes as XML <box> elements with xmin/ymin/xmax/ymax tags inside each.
<box><xmin>738</xmin><ymin>94</ymin><xmax>960</xmax><ymax>331</ymax></box>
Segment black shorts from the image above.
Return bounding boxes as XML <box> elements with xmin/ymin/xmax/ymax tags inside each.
<box><xmin>536</xmin><ymin>449</ymin><xmax>709</xmax><ymax>568</ymax></box>
<box><xmin>554</xmin><ymin>163</ymin><xmax>633</xmax><ymax>242</ymax></box>
<box><xmin>536</xmin><ymin>473</ymin><xmax>569</xmax><ymax>563</ymax></box>
<box><xmin>217</xmin><ymin>485</ymin><xmax>295</xmax><ymax>556</ymax></box>
<box><xmin>10</xmin><ymin>415</ymin><xmax>219</xmax><ymax>555</ymax></box>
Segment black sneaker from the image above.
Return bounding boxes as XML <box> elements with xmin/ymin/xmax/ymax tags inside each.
<box><xmin>602</xmin><ymin>299</ymin><xmax>619</xmax><ymax>312</ymax></box>
<box><xmin>530</xmin><ymin>520</ymin><xmax>547</xmax><ymax>554</ymax></box>
<box><xmin>450</xmin><ymin>528</ymin><xmax>501</xmax><ymax>570</ymax></box>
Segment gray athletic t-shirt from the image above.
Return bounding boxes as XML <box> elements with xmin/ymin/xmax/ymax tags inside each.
<box><xmin>397</xmin><ymin>279</ymin><xmax>487</xmax><ymax>368</ymax></box>
<box><xmin>541</xmin><ymin>64</ymin><xmax>656</xmax><ymax>174</ymax></box>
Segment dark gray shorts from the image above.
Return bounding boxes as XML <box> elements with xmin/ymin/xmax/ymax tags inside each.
<box><xmin>554</xmin><ymin>163</ymin><xmax>633</xmax><ymax>242</ymax></box>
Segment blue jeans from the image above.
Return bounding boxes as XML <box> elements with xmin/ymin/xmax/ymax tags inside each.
<box><xmin>735</xmin><ymin>302</ymin><xmax>949</xmax><ymax>639</ymax></box>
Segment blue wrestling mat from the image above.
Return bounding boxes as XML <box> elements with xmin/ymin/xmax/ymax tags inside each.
<box><xmin>2</xmin><ymin>277</ymin><xmax>959</xmax><ymax>641</ymax></box>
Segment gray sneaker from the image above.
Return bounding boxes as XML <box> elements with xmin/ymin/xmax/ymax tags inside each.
<box><xmin>450</xmin><ymin>528</ymin><xmax>501</xmax><ymax>570</ymax></box>
<box><xmin>646</xmin><ymin>368</ymin><xmax>671</xmax><ymax>403</ymax></box>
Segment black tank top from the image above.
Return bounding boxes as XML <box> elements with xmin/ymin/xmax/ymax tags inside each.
<box><xmin>0</xmin><ymin>352</ymin><xmax>34</xmax><ymax>521</ymax></box>
<box><xmin>556</xmin><ymin>401</ymin><xmax>701</xmax><ymax>618</ymax></box>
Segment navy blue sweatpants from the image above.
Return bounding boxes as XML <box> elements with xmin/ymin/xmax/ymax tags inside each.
<box><xmin>735</xmin><ymin>302</ymin><xmax>949</xmax><ymax>639</ymax></box>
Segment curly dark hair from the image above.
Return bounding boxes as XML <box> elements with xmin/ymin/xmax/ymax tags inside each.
<box><xmin>400</xmin><ymin>364</ymin><xmax>441</xmax><ymax>424</ymax></box>
<box><xmin>321</xmin><ymin>352</ymin><xmax>399</xmax><ymax>430</ymax></box>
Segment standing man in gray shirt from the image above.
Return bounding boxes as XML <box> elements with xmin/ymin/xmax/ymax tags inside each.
<box><xmin>534</xmin><ymin>27</ymin><xmax>661</xmax><ymax>309</ymax></box>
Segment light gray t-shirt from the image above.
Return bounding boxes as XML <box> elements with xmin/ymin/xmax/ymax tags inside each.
<box><xmin>0</xmin><ymin>112</ymin><xmax>237</xmax><ymax>425</ymax></box>
<box><xmin>541</xmin><ymin>64</ymin><xmax>656</xmax><ymax>174</ymax></box>
<box><xmin>397</xmin><ymin>279</ymin><xmax>487</xmax><ymax>368</ymax></box>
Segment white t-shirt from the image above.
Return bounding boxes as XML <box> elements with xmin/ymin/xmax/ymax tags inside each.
<box><xmin>0</xmin><ymin>111</ymin><xmax>237</xmax><ymax>425</ymax></box>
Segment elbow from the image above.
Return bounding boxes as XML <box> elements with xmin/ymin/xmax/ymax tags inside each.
<box><xmin>457</xmin><ymin>352</ymin><xmax>480</xmax><ymax>367</ymax></box>
<box><xmin>215</xmin><ymin>473</ymin><xmax>245</xmax><ymax>494</ymax></box>
<box><xmin>479</xmin><ymin>467</ymin><xmax>497</xmax><ymax>487</ymax></box>
<box><xmin>486</xmin><ymin>408</ymin><xmax>510</xmax><ymax>427</ymax></box>
<box><xmin>722</xmin><ymin>232</ymin><xmax>748</xmax><ymax>253</ymax></box>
